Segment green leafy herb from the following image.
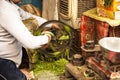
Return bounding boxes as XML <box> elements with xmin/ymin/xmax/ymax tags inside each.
<box><xmin>33</xmin><ymin>58</ymin><xmax>69</xmax><ymax>76</ymax></box>
<box><xmin>104</xmin><ymin>0</ymin><xmax>113</xmax><ymax>7</ymax></box>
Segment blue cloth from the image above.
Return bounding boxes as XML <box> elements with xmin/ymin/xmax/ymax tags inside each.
<box><xmin>19</xmin><ymin>0</ymin><xmax>42</xmax><ymax>10</ymax></box>
<box><xmin>0</xmin><ymin>58</ymin><xmax>27</xmax><ymax>80</ymax></box>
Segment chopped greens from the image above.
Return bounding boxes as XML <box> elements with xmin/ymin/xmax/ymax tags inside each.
<box><xmin>33</xmin><ymin>58</ymin><xmax>69</xmax><ymax>76</ymax></box>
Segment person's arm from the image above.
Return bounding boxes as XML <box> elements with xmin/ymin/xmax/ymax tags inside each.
<box><xmin>0</xmin><ymin>3</ymin><xmax>50</xmax><ymax>49</ymax></box>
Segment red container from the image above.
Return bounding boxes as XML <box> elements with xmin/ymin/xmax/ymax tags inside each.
<box><xmin>80</xmin><ymin>16</ymin><xmax>109</xmax><ymax>46</ymax></box>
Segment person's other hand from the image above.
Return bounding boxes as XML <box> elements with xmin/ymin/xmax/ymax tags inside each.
<box><xmin>52</xmin><ymin>23</ymin><xmax>60</xmax><ymax>29</ymax></box>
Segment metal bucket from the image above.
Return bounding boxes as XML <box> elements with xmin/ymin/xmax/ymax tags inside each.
<box><xmin>99</xmin><ymin>37</ymin><xmax>120</xmax><ymax>64</ymax></box>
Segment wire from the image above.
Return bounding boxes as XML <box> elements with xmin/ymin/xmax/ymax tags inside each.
<box><xmin>0</xmin><ymin>74</ymin><xmax>7</xmax><ymax>80</ymax></box>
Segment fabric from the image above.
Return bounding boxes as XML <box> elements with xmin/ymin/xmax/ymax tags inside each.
<box><xmin>20</xmin><ymin>4</ymin><xmax>41</xmax><ymax>16</ymax></box>
<box><xmin>0</xmin><ymin>58</ymin><xmax>27</xmax><ymax>80</ymax></box>
<box><xmin>18</xmin><ymin>0</ymin><xmax>42</xmax><ymax>10</ymax></box>
<box><xmin>83</xmin><ymin>8</ymin><xmax>120</xmax><ymax>27</ymax></box>
<box><xmin>42</xmin><ymin>0</ymin><xmax>58</xmax><ymax>20</ymax></box>
<box><xmin>0</xmin><ymin>0</ymin><xmax>50</xmax><ymax>67</ymax></box>
<box><xmin>80</xmin><ymin>15</ymin><xmax>109</xmax><ymax>46</ymax></box>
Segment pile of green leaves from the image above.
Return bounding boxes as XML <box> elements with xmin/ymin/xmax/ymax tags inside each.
<box><xmin>33</xmin><ymin>58</ymin><xmax>69</xmax><ymax>76</ymax></box>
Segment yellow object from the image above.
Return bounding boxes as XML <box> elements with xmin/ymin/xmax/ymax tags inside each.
<box><xmin>96</xmin><ymin>0</ymin><xmax>120</xmax><ymax>19</ymax></box>
<box><xmin>82</xmin><ymin>8</ymin><xmax>120</xmax><ymax>27</ymax></box>
<box><xmin>22</xmin><ymin>17</ymin><xmax>39</xmax><ymax>34</ymax></box>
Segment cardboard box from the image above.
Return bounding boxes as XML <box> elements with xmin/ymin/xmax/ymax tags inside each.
<box><xmin>96</xmin><ymin>0</ymin><xmax>120</xmax><ymax>19</ymax></box>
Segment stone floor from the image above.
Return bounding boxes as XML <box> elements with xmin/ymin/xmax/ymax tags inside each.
<box><xmin>20</xmin><ymin>68</ymin><xmax>76</xmax><ymax>80</ymax></box>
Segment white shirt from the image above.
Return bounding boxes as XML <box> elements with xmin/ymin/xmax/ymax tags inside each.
<box><xmin>0</xmin><ymin>0</ymin><xmax>50</xmax><ymax>67</ymax></box>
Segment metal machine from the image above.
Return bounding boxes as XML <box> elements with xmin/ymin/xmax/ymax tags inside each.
<box><xmin>85</xmin><ymin>37</ymin><xmax>120</xmax><ymax>80</ymax></box>
<box><xmin>24</xmin><ymin>20</ymin><xmax>76</xmax><ymax>70</ymax></box>
<box><xmin>37</xmin><ymin>20</ymin><xmax>75</xmax><ymax>61</ymax></box>
<box><xmin>65</xmin><ymin>37</ymin><xmax>120</xmax><ymax>80</ymax></box>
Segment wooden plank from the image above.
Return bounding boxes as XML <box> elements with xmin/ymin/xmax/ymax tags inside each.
<box><xmin>65</xmin><ymin>63</ymin><xmax>86</xmax><ymax>80</ymax></box>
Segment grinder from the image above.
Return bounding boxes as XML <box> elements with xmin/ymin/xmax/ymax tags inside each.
<box><xmin>36</xmin><ymin>20</ymin><xmax>74</xmax><ymax>61</ymax></box>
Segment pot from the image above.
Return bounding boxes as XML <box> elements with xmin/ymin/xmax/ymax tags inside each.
<box><xmin>84</xmin><ymin>40</ymin><xmax>95</xmax><ymax>49</ymax></box>
<box><xmin>99</xmin><ymin>37</ymin><xmax>120</xmax><ymax>64</ymax></box>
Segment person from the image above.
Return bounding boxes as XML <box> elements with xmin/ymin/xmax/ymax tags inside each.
<box><xmin>0</xmin><ymin>0</ymin><xmax>57</xmax><ymax>80</ymax></box>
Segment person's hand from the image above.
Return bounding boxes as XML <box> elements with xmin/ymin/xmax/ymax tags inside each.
<box><xmin>41</xmin><ymin>31</ymin><xmax>54</xmax><ymax>42</ymax></box>
<box><xmin>41</xmin><ymin>31</ymin><xmax>54</xmax><ymax>37</ymax></box>
<box><xmin>40</xmin><ymin>31</ymin><xmax>54</xmax><ymax>50</ymax></box>
<box><xmin>40</xmin><ymin>44</ymin><xmax>49</xmax><ymax>50</ymax></box>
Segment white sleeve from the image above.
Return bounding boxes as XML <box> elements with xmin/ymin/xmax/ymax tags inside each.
<box><xmin>0</xmin><ymin>4</ymin><xmax>49</xmax><ymax>49</ymax></box>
